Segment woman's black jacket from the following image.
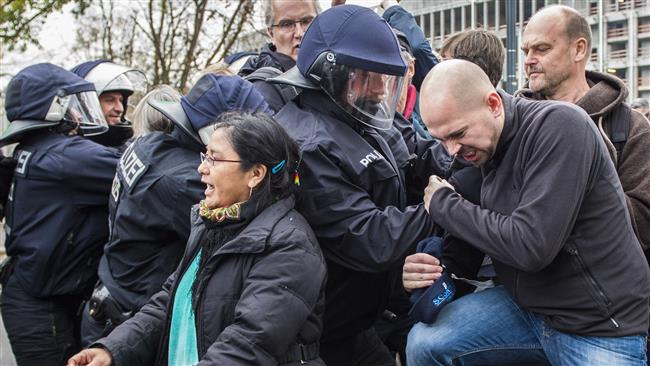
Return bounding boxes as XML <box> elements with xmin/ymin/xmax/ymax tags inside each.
<box><xmin>94</xmin><ymin>196</ymin><xmax>327</xmax><ymax>365</ymax></box>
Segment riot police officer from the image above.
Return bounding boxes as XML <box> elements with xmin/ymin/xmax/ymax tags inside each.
<box><xmin>271</xmin><ymin>5</ymin><xmax>451</xmax><ymax>365</ymax></box>
<box><xmin>0</xmin><ymin>63</ymin><xmax>120</xmax><ymax>366</ymax></box>
<box><xmin>80</xmin><ymin>74</ymin><xmax>271</xmax><ymax>346</ymax></box>
<box><xmin>71</xmin><ymin>60</ymin><xmax>147</xmax><ymax>149</ymax></box>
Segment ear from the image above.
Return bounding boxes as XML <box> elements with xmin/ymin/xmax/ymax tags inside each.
<box><xmin>574</xmin><ymin>37</ymin><xmax>588</xmax><ymax>63</ymax></box>
<box><xmin>248</xmin><ymin>163</ymin><xmax>268</xmax><ymax>189</ymax></box>
<box><xmin>485</xmin><ymin>91</ymin><xmax>502</xmax><ymax>118</ymax></box>
<box><xmin>267</xmin><ymin>27</ymin><xmax>274</xmax><ymax>40</ymax></box>
<box><xmin>407</xmin><ymin>61</ymin><xmax>416</xmax><ymax>79</ymax></box>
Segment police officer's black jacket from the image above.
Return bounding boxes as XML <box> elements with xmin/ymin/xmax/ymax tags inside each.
<box><xmin>99</xmin><ymin>128</ymin><xmax>204</xmax><ymax>311</ymax></box>
<box><xmin>274</xmin><ymin>90</ymin><xmax>451</xmax><ymax>343</ymax></box>
<box><xmin>93</xmin><ymin>196</ymin><xmax>327</xmax><ymax>365</ymax></box>
<box><xmin>4</xmin><ymin>130</ymin><xmax>119</xmax><ymax>297</ymax></box>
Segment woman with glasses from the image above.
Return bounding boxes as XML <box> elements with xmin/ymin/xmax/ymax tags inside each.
<box><xmin>68</xmin><ymin>111</ymin><xmax>327</xmax><ymax>366</ymax></box>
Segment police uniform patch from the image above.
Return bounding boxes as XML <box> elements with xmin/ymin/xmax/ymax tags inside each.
<box><xmin>14</xmin><ymin>150</ymin><xmax>32</xmax><ymax>177</ymax></box>
<box><xmin>111</xmin><ymin>175</ymin><xmax>121</xmax><ymax>203</ymax></box>
<box><xmin>118</xmin><ymin>144</ymin><xmax>147</xmax><ymax>191</ymax></box>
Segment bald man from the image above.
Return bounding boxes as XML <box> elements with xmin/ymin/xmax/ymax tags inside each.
<box><xmin>404</xmin><ymin>60</ymin><xmax>650</xmax><ymax>365</ymax></box>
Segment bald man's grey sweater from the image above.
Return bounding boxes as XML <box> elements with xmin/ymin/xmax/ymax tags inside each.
<box><xmin>429</xmin><ymin>91</ymin><xmax>650</xmax><ymax>336</ymax></box>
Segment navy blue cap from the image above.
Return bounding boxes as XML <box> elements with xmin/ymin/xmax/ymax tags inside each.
<box><xmin>6</xmin><ymin>63</ymin><xmax>95</xmax><ymax>122</ymax></box>
<box><xmin>297</xmin><ymin>4</ymin><xmax>406</xmax><ymax>77</ymax></box>
<box><xmin>224</xmin><ymin>51</ymin><xmax>257</xmax><ymax>65</ymax></box>
<box><xmin>2</xmin><ymin>63</ymin><xmax>95</xmax><ymax>146</ymax></box>
<box><xmin>408</xmin><ymin>236</ymin><xmax>456</xmax><ymax>324</ymax></box>
<box><xmin>70</xmin><ymin>59</ymin><xmax>112</xmax><ymax>78</ymax></box>
<box><xmin>149</xmin><ymin>74</ymin><xmax>271</xmax><ymax>146</ymax></box>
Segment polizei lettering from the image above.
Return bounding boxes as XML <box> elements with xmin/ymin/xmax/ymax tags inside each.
<box><xmin>359</xmin><ymin>149</ymin><xmax>384</xmax><ymax>168</ymax></box>
<box><xmin>119</xmin><ymin>144</ymin><xmax>146</xmax><ymax>188</ymax></box>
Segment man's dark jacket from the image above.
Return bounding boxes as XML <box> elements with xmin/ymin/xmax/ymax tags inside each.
<box><xmin>239</xmin><ymin>43</ymin><xmax>295</xmax><ymax>76</ymax></box>
<box><xmin>98</xmin><ymin>127</ymin><xmax>205</xmax><ymax>311</ymax></box>
<box><xmin>517</xmin><ymin>70</ymin><xmax>650</xmax><ymax>252</ymax></box>
<box><xmin>274</xmin><ymin>90</ymin><xmax>450</xmax><ymax>343</ymax></box>
<box><xmin>94</xmin><ymin>196</ymin><xmax>327</xmax><ymax>365</ymax></box>
<box><xmin>429</xmin><ymin>92</ymin><xmax>650</xmax><ymax>336</ymax></box>
<box><xmin>4</xmin><ymin>131</ymin><xmax>119</xmax><ymax>297</ymax></box>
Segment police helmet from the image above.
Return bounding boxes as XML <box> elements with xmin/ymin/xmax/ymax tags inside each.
<box><xmin>149</xmin><ymin>74</ymin><xmax>271</xmax><ymax>146</ymax></box>
<box><xmin>1</xmin><ymin>63</ymin><xmax>108</xmax><ymax>147</ymax></box>
<box><xmin>71</xmin><ymin>60</ymin><xmax>148</xmax><ymax>122</ymax></box>
<box><xmin>271</xmin><ymin>5</ymin><xmax>407</xmax><ymax>130</ymax></box>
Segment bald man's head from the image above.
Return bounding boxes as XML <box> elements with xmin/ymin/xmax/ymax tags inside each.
<box><xmin>421</xmin><ymin>60</ymin><xmax>495</xmax><ymax>116</ymax></box>
<box><xmin>420</xmin><ymin>60</ymin><xmax>504</xmax><ymax>166</ymax></box>
<box><xmin>522</xmin><ymin>5</ymin><xmax>591</xmax><ymax>99</ymax></box>
<box><xmin>529</xmin><ymin>5</ymin><xmax>592</xmax><ymax>50</ymax></box>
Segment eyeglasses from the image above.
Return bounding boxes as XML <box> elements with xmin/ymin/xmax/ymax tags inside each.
<box><xmin>270</xmin><ymin>16</ymin><xmax>314</xmax><ymax>33</ymax></box>
<box><xmin>200</xmin><ymin>152</ymin><xmax>242</xmax><ymax>166</ymax></box>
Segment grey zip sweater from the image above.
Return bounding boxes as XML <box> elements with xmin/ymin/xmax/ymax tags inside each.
<box><xmin>429</xmin><ymin>91</ymin><xmax>650</xmax><ymax>336</ymax></box>
<box><xmin>517</xmin><ymin>71</ymin><xmax>650</xmax><ymax>252</ymax></box>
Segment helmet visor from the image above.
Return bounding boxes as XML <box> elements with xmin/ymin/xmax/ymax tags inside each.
<box><xmin>103</xmin><ymin>70</ymin><xmax>148</xmax><ymax>123</ymax></box>
<box><xmin>46</xmin><ymin>91</ymin><xmax>109</xmax><ymax>136</ymax></box>
<box><xmin>322</xmin><ymin>65</ymin><xmax>403</xmax><ymax>130</ymax></box>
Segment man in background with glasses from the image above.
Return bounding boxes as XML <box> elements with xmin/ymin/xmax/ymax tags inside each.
<box><xmin>237</xmin><ymin>0</ymin><xmax>320</xmax><ymax>113</ymax></box>
<box><xmin>239</xmin><ymin>0</ymin><xmax>320</xmax><ymax>76</ymax></box>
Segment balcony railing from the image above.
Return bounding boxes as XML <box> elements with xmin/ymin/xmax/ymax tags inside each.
<box><xmin>589</xmin><ymin>5</ymin><xmax>598</xmax><ymax>16</ymax></box>
<box><xmin>639</xmin><ymin>24</ymin><xmax>650</xmax><ymax>34</ymax></box>
<box><xmin>609</xmin><ymin>49</ymin><xmax>628</xmax><ymax>59</ymax></box>
<box><xmin>608</xmin><ymin>27</ymin><xmax>628</xmax><ymax>38</ymax></box>
<box><xmin>589</xmin><ymin>1</ymin><xmax>646</xmax><ymax>16</ymax></box>
<box><xmin>638</xmin><ymin>76</ymin><xmax>650</xmax><ymax>88</ymax></box>
<box><xmin>639</xmin><ymin>48</ymin><xmax>650</xmax><ymax>58</ymax></box>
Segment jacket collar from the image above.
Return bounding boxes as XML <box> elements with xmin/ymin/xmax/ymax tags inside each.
<box><xmin>190</xmin><ymin>195</ymin><xmax>295</xmax><ymax>257</ymax></box>
<box><xmin>514</xmin><ymin>70</ymin><xmax>627</xmax><ymax>119</ymax></box>
<box><xmin>240</xmin><ymin>43</ymin><xmax>296</xmax><ymax>75</ymax></box>
<box><xmin>576</xmin><ymin>70</ymin><xmax>627</xmax><ymax>118</ymax></box>
<box><xmin>171</xmin><ymin>125</ymin><xmax>204</xmax><ymax>153</ymax></box>
<box><xmin>262</xmin><ymin>43</ymin><xmax>296</xmax><ymax>72</ymax></box>
<box><xmin>299</xmin><ymin>90</ymin><xmax>364</xmax><ymax>133</ymax></box>
<box><xmin>485</xmin><ymin>90</ymin><xmax>518</xmax><ymax>171</ymax></box>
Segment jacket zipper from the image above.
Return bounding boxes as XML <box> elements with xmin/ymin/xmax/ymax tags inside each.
<box><xmin>154</xmin><ymin>246</ymin><xmax>200</xmax><ymax>365</ymax></box>
<box><xmin>195</xmin><ymin>282</ymin><xmax>206</xmax><ymax>357</ymax></box>
<box><xmin>567</xmin><ymin>245</ymin><xmax>618</xmax><ymax>327</ymax></box>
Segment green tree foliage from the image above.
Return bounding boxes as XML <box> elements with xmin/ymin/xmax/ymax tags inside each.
<box><xmin>0</xmin><ymin>0</ymin><xmax>88</xmax><ymax>52</ymax></box>
<box><xmin>72</xmin><ymin>0</ymin><xmax>255</xmax><ymax>91</ymax></box>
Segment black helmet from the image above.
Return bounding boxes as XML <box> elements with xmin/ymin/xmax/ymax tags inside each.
<box><xmin>272</xmin><ymin>5</ymin><xmax>407</xmax><ymax>130</ymax></box>
<box><xmin>1</xmin><ymin>63</ymin><xmax>108</xmax><ymax>147</ymax></box>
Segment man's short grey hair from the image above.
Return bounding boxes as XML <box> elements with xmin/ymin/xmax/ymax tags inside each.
<box><xmin>265</xmin><ymin>0</ymin><xmax>321</xmax><ymax>28</ymax></box>
<box><xmin>132</xmin><ymin>85</ymin><xmax>181</xmax><ymax>138</ymax></box>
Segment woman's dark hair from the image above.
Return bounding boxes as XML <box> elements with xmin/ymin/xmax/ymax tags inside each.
<box><xmin>213</xmin><ymin>111</ymin><xmax>300</xmax><ymax>204</ymax></box>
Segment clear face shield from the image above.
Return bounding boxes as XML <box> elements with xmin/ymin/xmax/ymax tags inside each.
<box><xmin>321</xmin><ymin>64</ymin><xmax>403</xmax><ymax>130</ymax></box>
<box><xmin>45</xmin><ymin>90</ymin><xmax>109</xmax><ymax>136</ymax></box>
<box><xmin>85</xmin><ymin>63</ymin><xmax>148</xmax><ymax>124</ymax></box>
